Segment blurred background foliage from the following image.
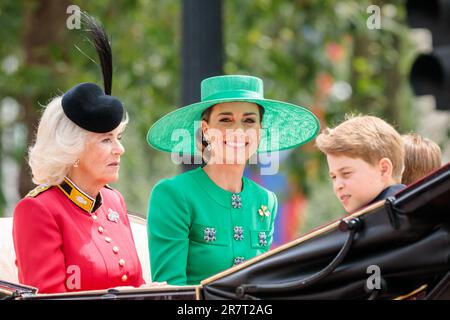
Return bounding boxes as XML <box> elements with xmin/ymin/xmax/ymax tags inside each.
<box><xmin>0</xmin><ymin>0</ymin><xmax>447</xmax><ymax>239</ymax></box>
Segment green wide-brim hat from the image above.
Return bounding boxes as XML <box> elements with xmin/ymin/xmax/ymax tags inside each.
<box><xmin>147</xmin><ymin>75</ymin><xmax>320</xmax><ymax>154</ymax></box>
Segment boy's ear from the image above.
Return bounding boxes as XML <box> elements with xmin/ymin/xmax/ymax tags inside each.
<box><xmin>379</xmin><ymin>157</ymin><xmax>393</xmax><ymax>179</ymax></box>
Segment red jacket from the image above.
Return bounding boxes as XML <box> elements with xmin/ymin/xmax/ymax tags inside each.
<box><xmin>13</xmin><ymin>178</ymin><xmax>145</xmax><ymax>293</ymax></box>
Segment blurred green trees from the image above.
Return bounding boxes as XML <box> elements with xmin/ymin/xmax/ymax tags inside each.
<box><xmin>0</xmin><ymin>1</ymin><xmax>421</xmax><ymax>235</ymax></box>
<box><xmin>224</xmin><ymin>0</ymin><xmax>416</xmax><ymax>231</ymax></box>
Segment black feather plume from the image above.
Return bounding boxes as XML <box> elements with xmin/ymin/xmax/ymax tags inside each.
<box><xmin>81</xmin><ymin>13</ymin><xmax>113</xmax><ymax>95</ymax></box>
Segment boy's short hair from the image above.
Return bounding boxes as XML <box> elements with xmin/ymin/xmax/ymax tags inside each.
<box><xmin>315</xmin><ymin>115</ymin><xmax>405</xmax><ymax>182</ymax></box>
<box><xmin>402</xmin><ymin>133</ymin><xmax>442</xmax><ymax>185</ymax></box>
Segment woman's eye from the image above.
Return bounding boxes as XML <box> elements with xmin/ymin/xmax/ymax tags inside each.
<box><xmin>244</xmin><ymin>118</ymin><xmax>256</xmax><ymax>123</ymax></box>
<box><xmin>219</xmin><ymin>118</ymin><xmax>232</xmax><ymax>122</ymax></box>
<box><xmin>343</xmin><ymin>172</ymin><xmax>352</xmax><ymax>177</ymax></box>
<box><xmin>102</xmin><ymin>138</ymin><xmax>112</xmax><ymax>143</ymax></box>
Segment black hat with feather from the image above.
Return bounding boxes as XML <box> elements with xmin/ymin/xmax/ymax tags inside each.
<box><xmin>62</xmin><ymin>14</ymin><xmax>124</xmax><ymax>133</ymax></box>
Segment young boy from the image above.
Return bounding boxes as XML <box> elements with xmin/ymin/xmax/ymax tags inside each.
<box><xmin>402</xmin><ymin>133</ymin><xmax>442</xmax><ymax>185</ymax></box>
<box><xmin>315</xmin><ymin>115</ymin><xmax>406</xmax><ymax>213</ymax></box>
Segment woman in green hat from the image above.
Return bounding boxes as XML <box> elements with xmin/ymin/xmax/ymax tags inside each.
<box><xmin>146</xmin><ymin>75</ymin><xmax>319</xmax><ymax>285</ymax></box>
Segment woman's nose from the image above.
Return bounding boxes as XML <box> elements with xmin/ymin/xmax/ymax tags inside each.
<box><xmin>226</xmin><ymin>128</ymin><xmax>246</xmax><ymax>141</ymax></box>
<box><xmin>112</xmin><ymin>141</ymin><xmax>125</xmax><ymax>155</ymax></box>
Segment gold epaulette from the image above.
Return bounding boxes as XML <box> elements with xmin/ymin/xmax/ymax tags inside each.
<box><xmin>26</xmin><ymin>185</ymin><xmax>51</xmax><ymax>198</ymax></box>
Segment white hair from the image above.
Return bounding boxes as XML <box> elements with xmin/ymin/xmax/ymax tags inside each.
<box><xmin>28</xmin><ymin>97</ymin><xmax>90</xmax><ymax>186</ymax></box>
<box><xmin>29</xmin><ymin>96</ymin><xmax>129</xmax><ymax>186</ymax></box>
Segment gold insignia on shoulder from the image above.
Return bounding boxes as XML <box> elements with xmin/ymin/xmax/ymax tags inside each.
<box><xmin>26</xmin><ymin>185</ymin><xmax>51</xmax><ymax>198</ymax></box>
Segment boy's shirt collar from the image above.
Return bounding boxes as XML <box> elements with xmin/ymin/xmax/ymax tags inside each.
<box><xmin>369</xmin><ymin>184</ymin><xmax>406</xmax><ymax>205</ymax></box>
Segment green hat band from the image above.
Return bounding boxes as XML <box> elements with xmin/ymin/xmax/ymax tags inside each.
<box><xmin>204</xmin><ymin>89</ymin><xmax>263</xmax><ymax>101</ymax></box>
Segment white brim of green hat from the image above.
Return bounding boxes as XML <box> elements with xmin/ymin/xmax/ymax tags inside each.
<box><xmin>147</xmin><ymin>75</ymin><xmax>320</xmax><ymax>154</ymax></box>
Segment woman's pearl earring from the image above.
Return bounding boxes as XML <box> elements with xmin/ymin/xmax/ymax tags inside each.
<box><xmin>73</xmin><ymin>159</ymin><xmax>80</xmax><ymax>168</ymax></box>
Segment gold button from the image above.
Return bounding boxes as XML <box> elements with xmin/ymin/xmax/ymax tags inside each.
<box><xmin>112</xmin><ymin>246</ymin><xmax>119</xmax><ymax>254</ymax></box>
<box><xmin>119</xmin><ymin>259</ymin><xmax>125</xmax><ymax>267</ymax></box>
<box><xmin>121</xmin><ymin>274</ymin><xmax>128</xmax><ymax>282</ymax></box>
<box><xmin>105</xmin><ymin>237</ymin><xmax>111</xmax><ymax>243</ymax></box>
<box><xmin>98</xmin><ymin>226</ymin><xmax>104</xmax><ymax>234</ymax></box>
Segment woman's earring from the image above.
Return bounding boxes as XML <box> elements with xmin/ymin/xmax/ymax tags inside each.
<box><xmin>73</xmin><ymin>159</ymin><xmax>80</xmax><ymax>168</ymax></box>
<box><xmin>202</xmin><ymin>133</ymin><xmax>212</xmax><ymax>151</ymax></box>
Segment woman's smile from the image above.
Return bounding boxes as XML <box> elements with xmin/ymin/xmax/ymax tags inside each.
<box><xmin>224</xmin><ymin>141</ymin><xmax>248</xmax><ymax>148</ymax></box>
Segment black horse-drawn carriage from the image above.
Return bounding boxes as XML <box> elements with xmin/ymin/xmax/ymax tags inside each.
<box><xmin>1</xmin><ymin>163</ymin><xmax>449</xmax><ymax>300</ymax></box>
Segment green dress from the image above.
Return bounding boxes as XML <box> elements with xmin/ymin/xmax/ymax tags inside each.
<box><xmin>147</xmin><ymin>167</ymin><xmax>278</xmax><ymax>285</ymax></box>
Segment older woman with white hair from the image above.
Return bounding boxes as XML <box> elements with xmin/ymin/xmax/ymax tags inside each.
<box><xmin>12</xmin><ymin>16</ymin><xmax>145</xmax><ymax>293</ymax></box>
